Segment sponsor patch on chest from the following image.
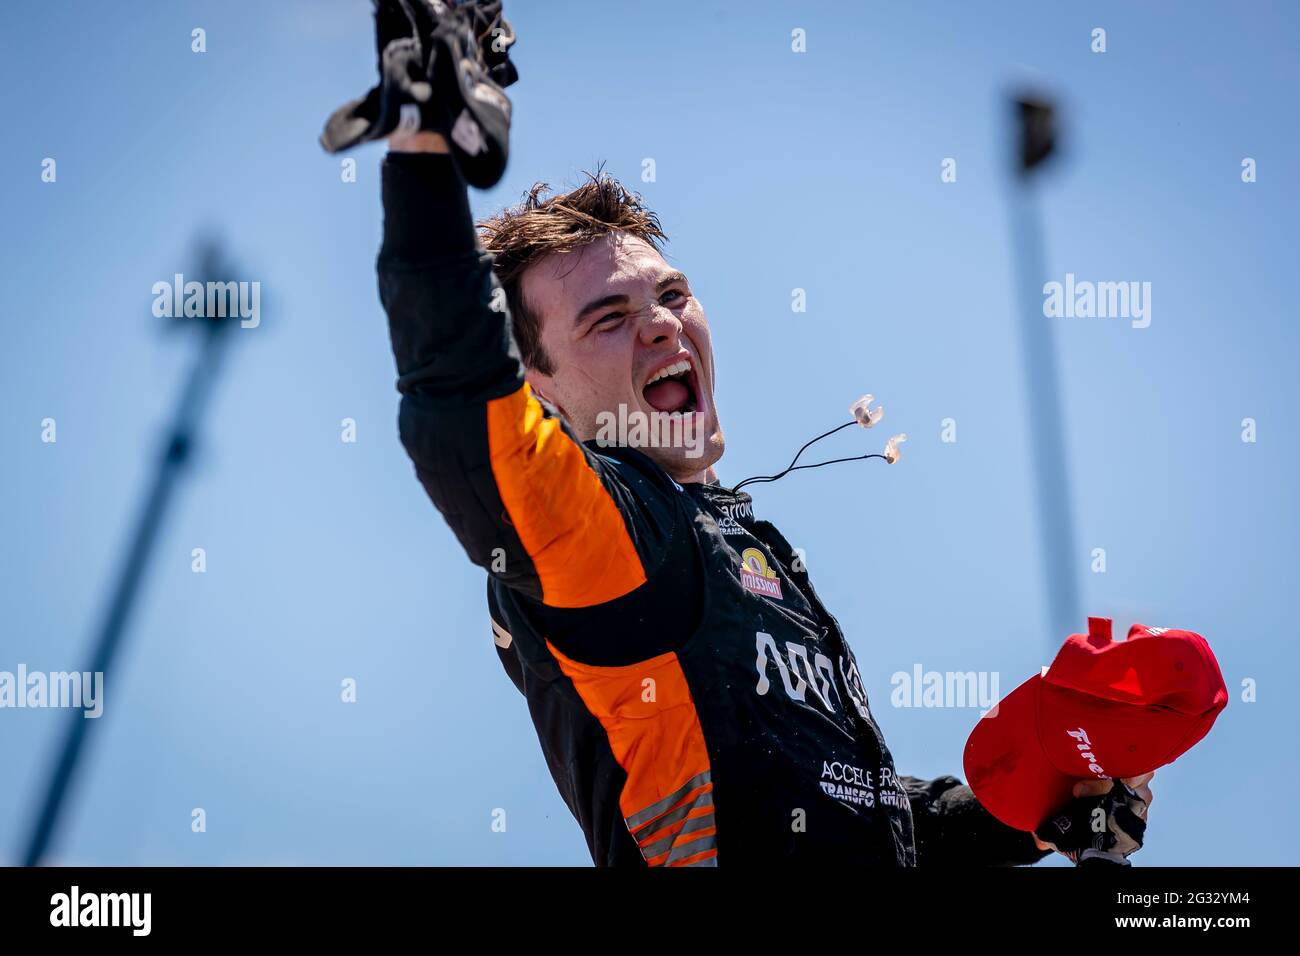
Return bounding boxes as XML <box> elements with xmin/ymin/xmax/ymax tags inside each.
<box><xmin>715</xmin><ymin>500</ymin><xmax>753</xmax><ymax>537</ymax></box>
<box><xmin>739</xmin><ymin>547</ymin><xmax>783</xmax><ymax>600</ymax></box>
<box><xmin>717</xmin><ymin>514</ymin><xmax>747</xmax><ymax>536</ymax></box>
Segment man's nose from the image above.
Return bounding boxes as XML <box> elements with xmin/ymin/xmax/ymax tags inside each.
<box><xmin>638</xmin><ymin>302</ymin><xmax>683</xmax><ymax>346</ymax></box>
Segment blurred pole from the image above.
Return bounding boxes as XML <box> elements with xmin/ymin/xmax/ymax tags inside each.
<box><xmin>1008</xmin><ymin>95</ymin><xmax>1080</xmax><ymax>643</ymax></box>
<box><xmin>22</xmin><ymin>239</ymin><xmax>241</xmax><ymax>867</ymax></box>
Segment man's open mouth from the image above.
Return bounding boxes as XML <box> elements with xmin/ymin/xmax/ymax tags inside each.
<box><xmin>642</xmin><ymin>357</ymin><xmax>700</xmax><ymax>414</ymax></box>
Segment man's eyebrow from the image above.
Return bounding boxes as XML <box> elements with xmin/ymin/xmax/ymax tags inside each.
<box><xmin>656</xmin><ymin>271</ymin><xmax>688</xmax><ymax>292</ymax></box>
<box><xmin>573</xmin><ymin>272</ymin><xmax>690</xmax><ymax>327</ymax></box>
<box><xmin>574</xmin><ymin>293</ymin><xmax>628</xmax><ymax>326</ymax></box>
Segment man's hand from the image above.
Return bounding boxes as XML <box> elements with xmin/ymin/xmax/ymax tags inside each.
<box><xmin>1032</xmin><ymin>772</ymin><xmax>1155</xmax><ymax>865</ymax></box>
<box><xmin>320</xmin><ymin>1</ymin><xmax>434</xmax><ymax>154</ymax></box>
<box><xmin>389</xmin><ymin>131</ymin><xmax>450</xmax><ymax>154</ymax></box>
<box><xmin>320</xmin><ymin>0</ymin><xmax>518</xmax><ymax>187</ymax></box>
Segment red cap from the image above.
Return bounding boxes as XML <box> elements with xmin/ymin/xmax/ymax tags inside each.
<box><xmin>963</xmin><ymin>617</ymin><xmax>1227</xmax><ymax>832</ymax></box>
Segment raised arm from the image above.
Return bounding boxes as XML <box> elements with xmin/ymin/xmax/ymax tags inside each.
<box><xmin>376</xmin><ymin>144</ymin><xmax>664</xmax><ymax>609</ymax></box>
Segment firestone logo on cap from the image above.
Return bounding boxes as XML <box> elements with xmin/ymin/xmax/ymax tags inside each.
<box><xmin>1066</xmin><ymin>727</ymin><xmax>1108</xmax><ymax>779</ymax></box>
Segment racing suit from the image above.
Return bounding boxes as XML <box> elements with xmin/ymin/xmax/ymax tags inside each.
<box><xmin>377</xmin><ymin>152</ymin><xmax>1052</xmax><ymax>868</ymax></box>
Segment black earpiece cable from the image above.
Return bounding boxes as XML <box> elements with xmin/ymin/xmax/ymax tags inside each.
<box><xmin>730</xmin><ymin>420</ymin><xmax>887</xmax><ymax>494</ymax></box>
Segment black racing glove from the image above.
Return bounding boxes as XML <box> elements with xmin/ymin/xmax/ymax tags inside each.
<box><xmin>424</xmin><ymin>0</ymin><xmax>518</xmax><ymax>188</ymax></box>
<box><xmin>320</xmin><ymin>0</ymin><xmax>435</xmax><ymax>154</ymax></box>
<box><xmin>320</xmin><ymin>0</ymin><xmax>519</xmax><ymax>189</ymax></box>
<box><xmin>447</xmin><ymin>0</ymin><xmax>519</xmax><ymax>89</ymax></box>
<box><xmin>1034</xmin><ymin>781</ymin><xmax>1148</xmax><ymax>866</ymax></box>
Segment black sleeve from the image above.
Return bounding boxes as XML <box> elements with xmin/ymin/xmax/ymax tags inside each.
<box><xmin>901</xmin><ymin>774</ymin><xmax>1054</xmax><ymax>867</ymax></box>
<box><xmin>378</xmin><ymin>152</ymin><xmax>520</xmax><ymax>404</ymax></box>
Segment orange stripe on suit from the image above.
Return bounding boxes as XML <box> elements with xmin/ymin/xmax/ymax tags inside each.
<box><xmin>486</xmin><ymin>384</ymin><xmax>646</xmax><ymax>607</ymax></box>
<box><xmin>546</xmin><ymin>639</ymin><xmax>717</xmax><ymax>865</ymax></box>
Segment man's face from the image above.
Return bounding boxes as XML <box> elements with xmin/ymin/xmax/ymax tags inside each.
<box><xmin>522</xmin><ymin>233</ymin><xmax>724</xmax><ymax>482</ymax></box>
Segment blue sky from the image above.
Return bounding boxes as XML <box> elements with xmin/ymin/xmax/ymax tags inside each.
<box><xmin>1</xmin><ymin>0</ymin><xmax>1296</xmax><ymax>865</ymax></box>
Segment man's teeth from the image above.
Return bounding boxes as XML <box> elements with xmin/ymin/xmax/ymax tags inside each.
<box><xmin>646</xmin><ymin>359</ymin><xmax>692</xmax><ymax>386</ymax></box>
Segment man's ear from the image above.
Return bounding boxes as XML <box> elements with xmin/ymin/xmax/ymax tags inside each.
<box><xmin>524</xmin><ymin>368</ymin><xmax>562</xmax><ymax>414</ymax></box>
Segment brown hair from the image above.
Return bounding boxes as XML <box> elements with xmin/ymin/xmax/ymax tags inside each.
<box><xmin>477</xmin><ymin>171</ymin><xmax>667</xmax><ymax>376</ymax></box>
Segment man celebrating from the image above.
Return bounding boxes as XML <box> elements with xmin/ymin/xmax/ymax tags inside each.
<box><xmin>322</xmin><ymin>0</ymin><xmax>1153</xmax><ymax>867</ymax></box>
